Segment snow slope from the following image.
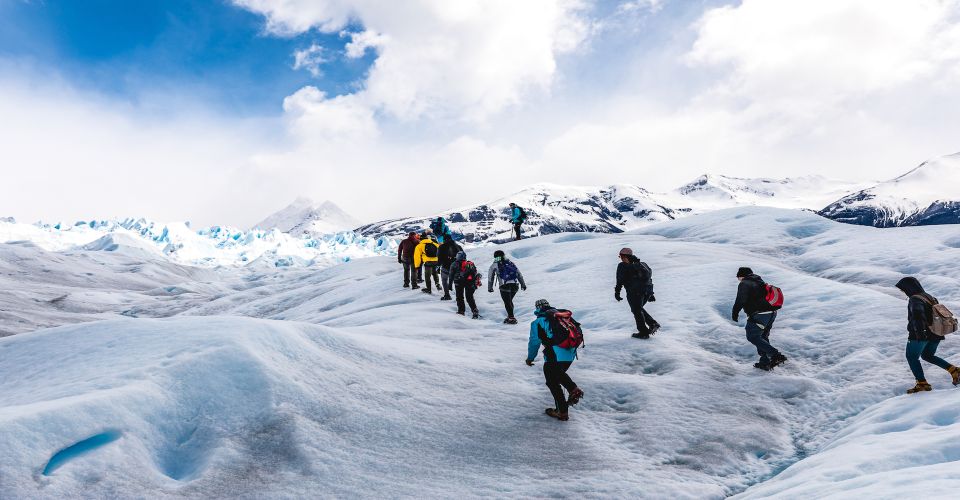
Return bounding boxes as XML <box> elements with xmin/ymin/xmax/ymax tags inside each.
<box><xmin>672</xmin><ymin>174</ymin><xmax>870</xmax><ymax>212</ymax></box>
<box><xmin>252</xmin><ymin>197</ymin><xmax>360</xmax><ymax>235</ymax></box>
<box><xmin>820</xmin><ymin>152</ymin><xmax>960</xmax><ymax>227</ymax></box>
<box><xmin>2</xmin><ymin>207</ymin><xmax>960</xmax><ymax>497</ymax></box>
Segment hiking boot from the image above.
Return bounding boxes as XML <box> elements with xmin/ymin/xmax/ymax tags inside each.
<box><xmin>440</xmin><ymin>294</ymin><xmax>452</xmax><ymax>301</ymax></box>
<box><xmin>754</xmin><ymin>361</ymin><xmax>773</xmax><ymax>371</ymax></box>
<box><xmin>472</xmin><ymin>311</ymin><xmax>480</xmax><ymax>319</ymax></box>
<box><xmin>403</xmin><ymin>283</ymin><xmax>410</xmax><ymax>288</ymax></box>
<box><xmin>770</xmin><ymin>353</ymin><xmax>788</xmax><ymax>368</ymax></box>
<box><xmin>631</xmin><ymin>332</ymin><xmax>650</xmax><ymax>339</ymax></box>
<box><xmin>503</xmin><ymin>317</ymin><xmax>518</xmax><ymax>324</ymax></box>
<box><xmin>949</xmin><ymin>366</ymin><xmax>960</xmax><ymax>386</ymax></box>
<box><xmin>648</xmin><ymin>324</ymin><xmax>661</xmax><ymax>336</ymax></box>
<box><xmin>545</xmin><ymin>408</ymin><xmax>569</xmax><ymax>421</ymax></box>
<box><xmin>421</xmin><ymin>289</ymin><xmax>432</xmax><ymax>295</ymax></box>
<box><xmin>567</xmin><ymin>388</ymin><xmax>584</xmax><ymax>406</ymax></box>
<box><xmin>907</xmin><ymin>380</ymin><xmax>932</xmax><ymax>394</ymax></box>
<box><xmin>434</xmin><ymin>281</ymin><xmax>442</xmax><ymax>289</ymax></box>
<box><xmin>456</xmin><ymin>311</ymin><xmax>465</xmax><ymax>316</ymax></box>
<box><xmin>412</xmin><ymin>285</ymin><xmax>420</xmax><ymax>290</ymax></box>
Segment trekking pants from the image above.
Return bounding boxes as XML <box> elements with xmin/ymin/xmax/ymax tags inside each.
<box><xmin>455</xmin><ymin>284</ymin><xmax>478</xmax><ymax>314</ymax></box>
<box><xmin>423</xmin><ymin>263</ymin><xmax>440</xmax><ymax>292</ymax></box>
<box><xmin>543</xmin><ymin>361</ymin><xmax>577</xmax><ymax>414</ymax></box>
<box><xmin>906</xmin><ymin>339</ymin><xmax>951</xmax><ymax>381</ymax></box>
<box><xmin>513</xmin><ymin>223</ymin><xmax>523</xmax><ymax>240</ymax></box>
<box><xmin>440</xmin><ymin>267</ymin><xmax>452</xmax><ymax>297</ymax></box>
<box><xmin>402</xmin><ymin>259</ymin><xmax>415</xmax><ymax>287</ymax></box>
<box><xmin>500</xmin><ymin>283</ymin><xmax>519</xmax><ymax>318</ymax></box>
<box><xmin>626</xmin><ymin>291</ymin><xmax>658</xmax><ymax>334</ymax></box>
<box><xmin>746</xmin><ymin>311</ymin><xmax>779</xmax><ymax>362</ymax></box>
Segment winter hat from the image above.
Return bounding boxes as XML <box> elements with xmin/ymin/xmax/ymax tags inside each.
<box><xmin>509</xmin><ymin>202</ymin><xmax>516</xmax><ymax>207</ymax></box>
<box><xmin>736</xmin><ymin>267</ymin><xmax>753</xmax><ymax>278</ymax></box>
<box><xmin>493</xmin><ymin>250</ymin><xmax>505</xmax><ymax>259</ymax></box>
<box><xmin>535</xmin><ymin>298</ymin><xmax>551</xmax><ymax>310</ymax></box>
<box><xmin>455</xmin><ymin>251</ymin><xmax>466</xmax><ymax>260</ymax></box>
<box><xmin>619</xmin><ymin>247</ymin><xmax>633</xmax><ymax>256</ymax></box>
<box><xmin>408</xmin><ymin>231</ymin><xmax>417</xmax><ymax>237</ymax></box>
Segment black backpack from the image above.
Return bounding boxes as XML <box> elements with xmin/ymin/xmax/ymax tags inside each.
<box><xmin>517</xmin><ymin>206</ymin><xmax>527</xmax><ymax>223</ymax></box>
<box><xmin>424</xmin><ymin>242</ymin><xmax>439</xmax><ymax>258</ymax></box>
<box><xmin>632</xmin><ymin>261</ymin><xmax>653</xmax><ymax>292</ymax></box>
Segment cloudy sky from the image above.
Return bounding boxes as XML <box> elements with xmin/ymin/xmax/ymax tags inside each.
<box><xmin>2</xmin><ymin>0</ymin><xmax>960</xmax><ymax>227</ymax></box>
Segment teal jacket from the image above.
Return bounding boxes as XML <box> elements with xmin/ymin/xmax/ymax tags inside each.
<box><xmin>511</xmin><ymin>207</ymin><xmax>523</xmax><ymax>224</ymax></box>
<box><xmin>527</xmin><ymin>309</ymin><xmax>577</xmax><ymax>362</ymax></box>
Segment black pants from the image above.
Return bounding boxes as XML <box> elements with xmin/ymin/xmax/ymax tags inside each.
<box><xmin>456</xmin><ymin>284</ymin><xmax>478</xmax><ymax>314</ymax></box>
<box><xmin>500</xmin><ymin>283</ymin><xmax>519</xmax><ymax>318</ymax></box>
<box><xmin>513</xmin><ymin>223</ymin><xmax>522</xmax><ymax>240</ymax></box>
<box><xmin>440</xmin><ymin>267</ymin><xmax>452</xmax><ymax>297</ymax></box>
<box><xmin>543</xmin><ymin>361</ymin><xmax>577</xmax><ymax>413</ymax></box>
<box><xmin>423</xmin><ymin>263</ymin><xmax>440</xmax><ymax>292</ymax></box>
<box><xmin>746</xmin><ymin>312</ymin><xmax>779</xmax><ymax>363</ymax></box>
<box><xmin>402</xmin><ymin>259</ymin><xmax>414</xmax><ymax>286</ymax></box>
<box><xmin>626</xmin><ymin>291</ymin><xmax>658</xmax><ymax>334</ymax></box>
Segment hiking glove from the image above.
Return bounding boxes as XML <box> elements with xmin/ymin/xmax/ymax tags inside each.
<box><xmin>521</xmin><ymin>285</ymin><xmax>527</xmax><ymax>291</ymax></box>
<box><xmin>525</xmin><ymin>359</ymin><xmax>534</xmax><ymax>366</ymax></box>
<box><xmin>615</xmin><ymin>291</ymin><xmax>622</xmax><ymax>302</ymax></box>
<box><xmin>648</xmin><ymin>293</ymin><xmax>656</xmax><ymax>302</ymax></box>
<box><xmin>732</xmin><ymin>313</ymin><xmax>739</xmax><ymax>322</ymax></box>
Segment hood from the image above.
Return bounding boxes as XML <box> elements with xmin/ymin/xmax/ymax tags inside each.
<box><xmin>455</xmin><ymin>251</ymin><xmax>466</xmax><ymax>260</ymax></box>
<box><xmin>896</xmin><ymin>277</ymin><xmax>925</xmax><ymax>296</ymax></box>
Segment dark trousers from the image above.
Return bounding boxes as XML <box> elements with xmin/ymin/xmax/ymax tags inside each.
<box><xmin>543</xmin><ymin>361</ymin><xmax>577</xmax><ymax>413</ymax></box>
<box><xmin>906</xmin><ymin>339</ymin><xmax>951</xmax><ymax>381</ymax></box>
<box><xmin>440</xmin><ymin>267</ymin><xmax>452</xmax><ymax>297</ymax></box>
<box><xmin>513</xmin><ymin>223</ymin><xmax>522</xmax><ymax>240</ymax></box>
<box><xmin>402</xmin><ymin>259</ymin><xmax>414</xmax><ymax>286</ymax></box>
<box><xmin>626</xmin><ymin>291</ymin><xmax>658</xmax><ymax>334</ymax></box>
<box><xmin>455</xmin><ymin>284</ymin><xmax>478</xmax><ymax>314</ymax></box>
<box><xmin>746</xmin><ymin>312</ymin><xmax>779</xmax><ymax>363</ymax></box>
<box><xmin>500</xmin><ymin>283</ymin><xmax>519</xmax><ymax>318</ymax></box>
<box><xmin>423</xmin><ymin>263</ymin><xmax>440</xmax><ymax>292</ymax></box>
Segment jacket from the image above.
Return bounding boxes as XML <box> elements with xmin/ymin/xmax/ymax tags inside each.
<box><xmin>615</xmin><ymin>256</ymin><xmax>651</xmax><ymax>295</ymax></box>
<box><xmin>398</xmin><ymin>235</ymin><xmax>418</xmax><ymax>262</ymax></box>
<box><xmin>413</xmin><ymin>238</ymin><xmax>439</xmax><ymax>268</ymax></box>
<box><xmin>438</xmin><ymin>241</ymin><xmax>463</xmax><ymax>268</ymax></box>
<box><xmin>488</xmin><ymin>259</ymin><xmax>526</xmax><ymax>292</ymax></box>
<box><xmin>527</xmin><ymin>308</ymin><xmax>577</xmax><ymax>362</ymax></box>
<box><xmin>896</xmin><ymin>277</ymin><xmax>939</xmax><ymax>341</ymax></box>
<box><xmin>510</xmin><ymin>206</ymin><xmax>524</xmax><ymax>224</ymax></box>
<box><xmin>732</xmin><ymin>274</ymin><xmax>774</xmax><ymax>320</ymax></box>
<box><xmin>449</xmin><ymin>251</ymin><xmax>477</xmax><ymax>288</ymax></box>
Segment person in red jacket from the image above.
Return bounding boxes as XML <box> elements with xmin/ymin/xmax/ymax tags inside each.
<box><xmin>397</xmin><ymin>232</ymin><xmax>420</xmax><ymax>288</ymax></box>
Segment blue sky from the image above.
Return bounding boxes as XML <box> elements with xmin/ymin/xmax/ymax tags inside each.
<box><xmin>0</xmin><ymin>0</ymin><xmax>374</xmax><ymax>115</ymax></box>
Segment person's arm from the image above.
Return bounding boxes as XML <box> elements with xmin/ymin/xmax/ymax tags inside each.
<box><xmin>732</xmin><ymin>281</ymin><xmax>749</xmax><ymax>321</ymax></box>
<box><xmin>527</xmin><ymin>320</ymin><xmax>542</xmax><ymax>362</ymax></box>
<box><xmin>414</xmin><ymin>244</ymin><xmax>422</xmax><ymax>268</ymax></box>
<box><xmin>488</xmin><ymin>262</ymin><xmax>497</xmax><ymax>292</ymax></box>
<box><xmin>615</xmin><ymin>263</ymin><xmax>626</xmax><ymax>296</ymax></box>
<box><xmin>517</xmin><ymin>268</ymin><xmax>526</xmax><ymax>290</ymax></box>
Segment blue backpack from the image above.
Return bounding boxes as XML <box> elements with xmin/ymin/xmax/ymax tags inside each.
<box><xmin>498</xmin><ymin>260</ymin><xmax>519</xmax><ymax>282</ymax></box>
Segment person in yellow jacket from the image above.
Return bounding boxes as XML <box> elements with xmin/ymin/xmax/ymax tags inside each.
<box><xmin>414</xmin><ymin>232</ymin><xmax>442</xmax><ymax>294</ymax></box>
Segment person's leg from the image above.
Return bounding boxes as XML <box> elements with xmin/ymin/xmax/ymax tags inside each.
<box><xmin>626</xmin><ymin>292</ymin><xmax>649</xmax><ymax>334</ymax></box>
<box><xmin>500</xmin><ymin>284</ymin><xmax>518</xmax><ymax>318</ymax></box>
<box><xmin>432</xmin><ymin>266</ymin><xmax>441</xmax><ymax>288</ymax></box>
<box><xmin>455</xmin><ymin>284</ymin><xmax>466</xmax><ymax>314</ymax></box>
<box><xmin>906</xmin><ymin>340</ymin><xmax>927</xmax><ymax>380</ymax></box>
<box><xmin>403</xmin><ymin>260</ymin><xmax>411</xmax><ymax>287</ymax></box>
<box><xmin>640</xmin><ymin>295</ymin><xmax>658</xmax><ymax>328</ymax></box>
<box><xmin>514</xmin><ymin>223</ymin><xmax>522</xmax><ymax>240</ymax></box>
<box><xmin>424</xmin><ymin>266</ymin><xmax>432</xmax><ymax>293</ymax></box>
<box><xmin>411</xmin><ymin>265</ymin><xmax>420</xmax><ymax>288</ymax></box>
<box><xmin>441</xmin><ymin>268</ymin><xmax>451</xmax><ymax>297</ymax></box>
<box><xmin>920</xmin><ymin>339</ymin><xmax>952</xmax><ymax>370</ymax></box>
<box><xmin>465</xmin><ymin>286</ymin><xmax>478</xmax><ymax>314</ymax></box>
<box><xmin>555</xmin><ymin>361</ymin><xmax>577</xmax><ymax>392</ymax></box>
<box><xmin>746</xmin><ymin>316</ymin><xmax>779</xmax><ymax>363</ymax></box>
<box><xmin>543</xmin><ymin>362</ymin><xmax>569</xmax><ymax>413</ymax></box>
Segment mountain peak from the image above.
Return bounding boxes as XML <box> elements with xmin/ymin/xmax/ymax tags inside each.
<box><xmin>253</xmin><ymin>198</ymin><xmax>360</xmax><ymax>234</ymax></box>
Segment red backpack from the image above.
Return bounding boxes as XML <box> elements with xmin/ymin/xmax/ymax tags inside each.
<box><xmin>541</xmin><ymin>309</ymin><xmax>584</xmax><ymax>349</ymax></box>
<box><xmin>764</xmin><ymin>284</ymin><xmax>784</xmax><ymax>309</ymax></box>
<box><xmin>458</xmin><ymin>261</ymin><xmax>482</xmax><ymax>288</ymax></box>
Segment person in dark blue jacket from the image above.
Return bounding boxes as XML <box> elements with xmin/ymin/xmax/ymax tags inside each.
<box><xmin>896</xmin><ymin>277</ymin><xmax>960</xmax><ymax>393</ymax></box>
<box><xmin>526</xmin><ymin>299</ymin><xmax>583</xmax><ymax>421</ymax></box>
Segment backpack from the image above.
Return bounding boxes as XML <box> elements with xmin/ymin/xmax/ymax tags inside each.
<box><xmin>540</xmin><ymin>309</ymin><xmax>584</xmax><ymax>349</ymax></box>
<box><xmin>916</xmin><ymin>295</ymin><xmax>958</xmax><ymax>336</ymax></box>
<box><xmin>498</xmin><ymin>260</ymin><xmax>519</xmax><ymax>282</ymax></box>
<box><xmin>458</xmin><ymin>260</ymin><xmax>480</xmax><ymax>287</ymax></box>
<box><xmin>518</xmin><ymin>206</ymin><xmax>527</xmax><ymax>222</ymax></box>
<box><xmin>424</xmin><ymin>242</ymin><xmax>439</xmax><ymax>258</ymax></box>
<box><xmin>763</xmin><ymin>283</ymin><xmax>784</xmax><ymax>310</ymax></box>
<box><xmin>631</xmin><ymin>261</ymin><xmax>653</xmax><ymax>293</ymax></box>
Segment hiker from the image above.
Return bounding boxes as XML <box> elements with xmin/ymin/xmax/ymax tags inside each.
<box><xmin>525</xmin><ymin>299</ymin><xmax>584</xmax><ymax>422</ymax></box>
<box><xmin>397</xmin><ymin>231</ymin><xmax>420</xmax><ymax>288</ymax></box>
<box><xmin>449</xmin><ymin>250</ymin><xmax>481</xmax><ymax>319</ymax></box>
<box><xmin>413</xmin><ymin>233</ymin><xmax>442</xmax><ymax>294</ymax></box>
<box><xmin>732</xmin><ymin>267</ymin><xmax>787</xmax><ymax>370</ymax></box>
<box><xmin>508</xmin><ymin>203</ymin><xmax>527</xmax><ymax>241</ymax></box>
<box><xmin>438</xmin><ymin>237</ymin><xmax>463</xmax><ymax>301</ymax></box>
<box><xmin>896</xmin><ymin>277</ymin><xmax>960</xmax><ymax>393</ymax></box>
<box><xmin>615</xmin><ymin>248</ymin><xmax>660</xmax><ymax>339</ymax></box>
<box><xmin>429</xmin><ymin>217</ymin><xmax>452</xmax><ymax>243</ymax></box>
<box><xmin>488</xmin><ymin>250</ymin><xmax>526</xmax><ymax>324</ymax></box>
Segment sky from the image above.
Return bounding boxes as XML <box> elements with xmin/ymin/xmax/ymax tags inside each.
<box><xmin>2</xmin><ymin>0</ymin><xmax>960</xmax><ymax>227</ymax></box>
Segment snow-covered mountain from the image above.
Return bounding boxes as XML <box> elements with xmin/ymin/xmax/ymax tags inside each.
<box><xmin>356</xmin><ymin>175</ymin><xmax>866</xmax><ymax>242</ymax></box>
<box><xmin>253</xmin><ymin>197</ymin><xmax>360</xmax><ymax>235</ymax></box>
<box><xmin>819</xmin><ymin>153</ymin><xmax>960</xmax><ymax>227</ymax></box>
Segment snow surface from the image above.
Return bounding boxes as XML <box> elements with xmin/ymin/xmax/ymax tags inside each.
<box><xmin>2</xmin><ymin>207</ymin><xmax>960</xmax><ymax>497</ymax></box>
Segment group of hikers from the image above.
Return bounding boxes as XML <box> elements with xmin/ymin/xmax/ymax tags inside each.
<box><xmin>396</xmin><ymin>206</ymin><xmax>960</xmax><ymax>421</ymax></box>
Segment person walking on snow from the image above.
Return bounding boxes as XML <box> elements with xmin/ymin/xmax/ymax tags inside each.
<box><xmin>438</xmin><ymin>237</ymin><xmax>463</xmax><ymax>301</ymax></box>
<box><xmin>398</xmin><ymin>232</ymin><xmax>420</xmax><ymax>288</ymax></box>
<box><xmin>488</xmin><ymin>250</ymin><xmax>526</xmax><ymax>324</ymax></box>
<box><xmin>896</xmin><ymin>277</ymin><xmax>960</xmax><ymax>393</ymax></box>
<box><xmin>413</xmin><ymin>233</ymin><xmax>442</xmax><ymax>294</ymax></box>
<box><xmin>526</xmin><ymin>299</ymin><xmax>583</xmax><ymax>421</ymax></box>
<box><xmin>508</xmin><ymin>203</ymin><xmax>527</xmax><ymax>241</ymax></box>
<box><xmin>615</xmin><ymin>248</ymin><xmax>660</xmax><ymax>339</ymax></box>
<box><xmin>430</xmin><ymin>217</ymin><xmax>452</xmax><ymax>243</ymax></box>
<box><xmin>732</xmin><ymin>267</ymin><xmax>787</xmax><ymax>371</ymax></box>
<box><xmin>449</xmin><ymin>250</ymin><xmax>481</xmax><ymax>318</ymax></box>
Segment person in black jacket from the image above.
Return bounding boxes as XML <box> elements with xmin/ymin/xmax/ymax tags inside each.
<box><xmin>615</xmin><ymin>248</ymin><xmax>660</xmax><ymax>339</ymax></box>
<box><xmin>438</xmin><ymin>238</ymin><xmax>463</xmax><ymax>301</ymax></box>
<box><xmin>896</xmin><ymin>277</ymin><xmax>960</xmax><ymax>393</ymax></box>
<box><xmin>732</xmin><ymin>267</ymin><xmax>786</xmax><ymax>370</ymax></box>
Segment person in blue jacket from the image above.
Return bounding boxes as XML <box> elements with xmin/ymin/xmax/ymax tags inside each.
<box><xmin>508</xmin><ymin>203</ymin><xmax>526</xmax><ymax>241</ymax></box>
<box><xmin>526</xmin><ymin>299</ymin><xmax>583</xmax><ymax>421</ymax></box>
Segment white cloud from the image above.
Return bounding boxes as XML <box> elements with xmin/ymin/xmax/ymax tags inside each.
<box><xmin>292</xmin><ymin>43</ymin><xmax>328</xmax><ymax>77</ymax></box>
<box><xmin>343</xmin><ymin>29</ymin><xmax>387</xmax><ymax>59</ymax></box>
